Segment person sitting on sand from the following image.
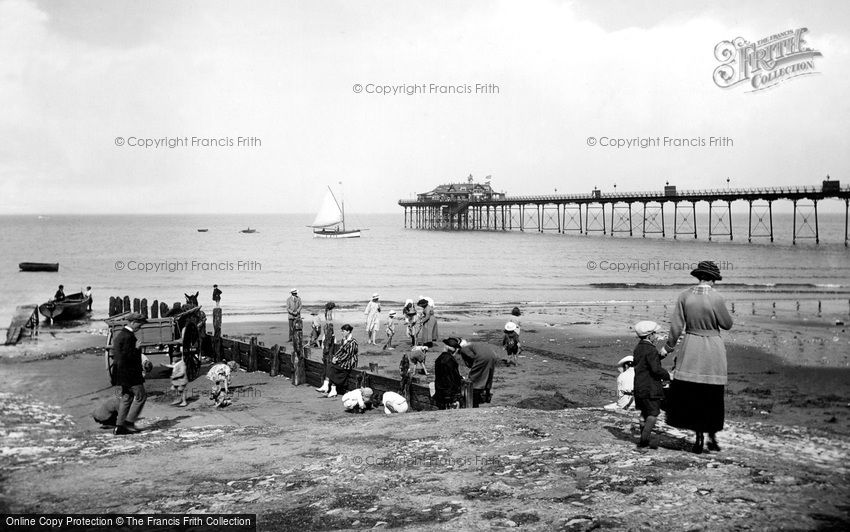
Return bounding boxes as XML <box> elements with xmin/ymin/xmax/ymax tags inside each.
<box><xmin>207</xmin><ymin>361</ymin><xmax>238</xmax><ymax>408</ymax></box>
<box><xmin>381</xmin><ymin>391</ymin><xmax>409</xmax><ymax>414</ymax></box>
<box><xmin>633</xmin><ymin>321</ymin><xmax>671</xmax><ymax>449</ymax></box>
<box><xmin>342</xmin><ymin>387</ymin><xmax>374</xmax><ymax>413</ymax></box>
<box><xmin>325</xmin><ymin>324</ymin><xmax>358</xmax><ymax>398</ymax></box>
<box><xmin>168</xmin><ymin>356</ymin><xmax>189</xmax><ymax>407</ymax></box>
<box><xmin>604</xmin><ymin>355</ymin><xmax>636</xmax><ymax>411</ymax></box>
<box><xmin>434</xmin><ymin>338</ymin><xmax>464</xmax><ymax>409</ymax></box>
<box><xmin>502</xmin><ymin>322</ymin><xmax>521</xmax><ymax>366</ymax></box>
<box><xmin>92</xmin><ymin>395</ymin><xmax>121</xmax><ymax>426</ymax></box>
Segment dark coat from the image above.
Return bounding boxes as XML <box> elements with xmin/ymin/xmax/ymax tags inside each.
<box><xmin>459</xmin><ymin>342</ymin><xmax>497</xmax><ymax>391</ymax></box>
<box><xmin>112</xmin><ymin>327</ymin><xmax>143</xmax><ymax>387</ymax></box>
<box><xmin>212</xmin><ymin>288</ymin><xmax>222</xmax><ymax>301</ymax></box>
<box><xmin>434</xmin><ymin>351</ymin><xmax>462</xmax><ymax>402</ymax></box>
<box><xmin>633</xmin><ymin>340</ymin><xmax>670</xmax><ymax>400</ymax></box>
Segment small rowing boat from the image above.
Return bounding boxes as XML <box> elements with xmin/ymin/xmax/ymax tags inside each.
<box><xmin>19</xmin><ymin>262</ymin><xmax>59</xmax><ymax>272</ymax></box>
<box><xmin>39</xmin><ymin>292</ymin><xmax>91</xmax><ymax>321</ymax></box>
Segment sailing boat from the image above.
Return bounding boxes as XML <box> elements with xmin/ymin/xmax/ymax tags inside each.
<box><xmin>309</xmin><ymin>186</ymin><xmax>361</xmax><ymax>238</ymax></box>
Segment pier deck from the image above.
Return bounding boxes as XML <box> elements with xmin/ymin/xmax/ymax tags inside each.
<box><xmin>399</xmin><ymin>182</ymin><xmax>850</xmax><ymax>245</ymax></box>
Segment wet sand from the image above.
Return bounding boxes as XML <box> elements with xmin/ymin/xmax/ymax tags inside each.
<box><xmin>1</xmin><ymin>300</ymin><xmax>849</xmax><ymax>529</ymax></box>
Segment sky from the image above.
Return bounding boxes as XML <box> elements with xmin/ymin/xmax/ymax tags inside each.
<box><xmin>1</xmin><ymin>0</ymin><xmax>849</xmax><ymax>214</ymax></box>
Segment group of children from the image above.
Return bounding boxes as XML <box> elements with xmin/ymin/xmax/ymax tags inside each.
<box><xmin>605</xmin><ymin>320</ymin><xmax>672</xmax><ymax>450</ymax></box>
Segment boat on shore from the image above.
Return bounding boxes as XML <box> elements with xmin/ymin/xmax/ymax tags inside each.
<box><xmin>19</xmin><ymin>262</ymin><xmax>59</xmax><ymax>272</ymax></box>
<box><xmin>197</xmin><ymin>229</ymin><xmax>209</xmax><ymax>232</ymax></box>
<box><xmin>240</xmin><ymin>227</ymin><xmax>258</xmax><ymax>234</ymax></box>
<box><xmin>309</xmin><ymin>186</ymin><xmax>362</xmax><ymax>238</ymax></box>
<box><xmin>38</xmin><ymin>292</ymin><xmax>91</xmax><ymax>321</ymax></box>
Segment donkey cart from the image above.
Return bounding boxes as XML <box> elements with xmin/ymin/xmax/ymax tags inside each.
<box><xmin>105</xmin><ymin>306</ymin><xmax>206</xmax><ymax>385</ymax></box>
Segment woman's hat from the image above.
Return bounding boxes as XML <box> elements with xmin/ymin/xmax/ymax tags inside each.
<box><xmin>361</xmin><ymin>387</ymin><xmax>373</xmax><ymax>399</ymax></box>
<box><xmin>442</xmin><ymin>337</ymin><xmax>461</xmax><ymax>350</ymax></box>
<box><xmin>388</xmin><ymin>311</ymin><xmax>397</xmax><ymax>317</ymax></box>
<box><xmin>511</xmin><ymin>306</ymin><xmax>521</xmax><ymax>316</ymax></box>
<box><xmin>291</xmin><ymin>288</ymin><xmax>298</xmax><ymax>294</ymax></box>
<box><xmin>690</xmin><ymin>260</ymin><xmax>722</xmax><ymax>281</ymax></box>
<box><xmin>372</xmin><ymin>293</ymin><xmax>379</xmax><ymax>299</ymax></box>
<box><xmin>325</xmin><ymin>301</ymin><xmax>336</xmax><ymax>310</ymax></box>
<box><xmin>341</xmin><ymin>323</ymin><xmax>353</xmax><ymax>332</ymax></box>
<box><xmin>504</xmin><ymin>321</ymin><xmax>517</xmax><ymax>332</ymax></box>
<box><xmin>405</xmin><ymin>298</ymin><xmax>413</xmax><ymax>305</ymax></box>
<box><xmin>417</xmin><ymin>298</ymin><xmax>429</xmax><ymax>307</ymax></box>
<box><xmin>617</xmin><ymin>355</ymin><xmax>634</xmax><ymax>367</ymax></box>
<box><xmin>634</xmin><ymin>321</ymin><xmax>661</xmax><ymax>337</ymax></box>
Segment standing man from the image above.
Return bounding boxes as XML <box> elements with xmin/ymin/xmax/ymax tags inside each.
<box><xmin>286</xmin><ymin>288</ymin><xmax>302</xmax><ymax>342</ymax></box>
<box><xmin>83</xmin><ymin>286</ymin><xmax>93</xmax><ymax>311</ymax></box>
<box><xmin>212</xmin><ymin>284</ymin><xmax>222</xmax><ymax>308</ymax></box>
<box><xmin>113</xmin><ymin>312</ymin><xmax>148</xmax><ymax>435</ymax></box>
<box><xmin>458</xmin><ymin>339</ymin><xmax>498</xmax><ymax>408</ymax></box>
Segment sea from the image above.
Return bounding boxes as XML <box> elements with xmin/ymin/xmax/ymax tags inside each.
<box><xmin>1</xmin><ymin>213</ymin><xmax>849</xmax><ymax>328</ymax></box>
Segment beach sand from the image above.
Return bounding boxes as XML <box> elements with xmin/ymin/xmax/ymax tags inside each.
<box><xmin>1</xmin><ymin>300</ymin><xmax>849</xmax><ymax>529</ymax></box>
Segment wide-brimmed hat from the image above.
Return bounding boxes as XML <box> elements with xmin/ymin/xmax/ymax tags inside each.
<box><xmin>325</xmin><ymin>301</ymin><xmax>336</xmax><ymax>310</ymax></box>
<box><xmin>341</xmin><ymin>323</ymin><xmax>353</xmax><ymax>332</ymax></box>
<box><xmin>634</xmin><ymin>320</ymin><xmax>661</xmax><ymax>337</ymax></box>
<box><xmin>442</xmin><ymin>337</ymin><xmax>461</xmax><ymax>350</ymax></box>
<box><xmin>417</xmin><ymin>298</ymin><xmax>429</xmax><ymax>307</ymax></box>
<box><xmin>617</xmin><ymin>355</ymin><xmax>634</xmax><ymax>367</ymax></box>
<box><xmin>690</xmin><ymin>260</ymin><xmax>722</xmax><ymax>281</ymax></box>
<box><xmin>372</xmin><ymin>293</ymin><xmax>379</xmax><ymax>299</ymax></box>
<box><xmin>504</xmin><ymin>322</ymin><xmax>517</xmax><ymax>332</ymax></box>
<box><xmin>511</xmin><ymin>306</ymin><xmax>521</xmax><ymax>316</ymax></box>
<box><xmin>126</xmin><ymin>312</ymin><xmax>147</xmax><ymax>324</ymax></box>
<box><xmin>361</xmin><ymin>387</ymin><xmax>373</xmax><ymax>399</ymax></box>
<box><xmin>291</xmin><ymin>288</ymin><xmax>298</xmax><ymax>294</ymax></box>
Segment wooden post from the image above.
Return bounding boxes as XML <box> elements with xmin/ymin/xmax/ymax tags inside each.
<box><xmin>270</xmin><ymin>344</ymin><xmax>281</xmax><ymax>377</ymax></box>
<box><xmin>133</xmin><ymin>298</ymin><xmax>140</xmax><ymax>313</ymax></box>
<box><xmin>160</xmin><ymin>302</ymin><xmax>169</xmax><ymax>318</ymax></box>
<box><xmin>151</xmin><ymin>300</ymin><xmax>159</xmax><ymax>319</ymax></box>
<box><xmin>462</xmin><ymin>381</ymin><xmax>474</xmax><ymax>408</ymax></box>
<box><xmin>123</xmin><ymin>296</ymin><xmax>131</xmax><ymax>313</ymax></box>
<box><xmin>108</xmin><ymin>297</ymin><xmax>115</xmax><ymax>316</ymax></box>
<box><xmin>140</xmin><ymin>299</ymin><xmax>148</xmax><ymax>318</ymax></box>
<box><xmin>249</xmin><ymin>337</ymin><xmax>258</xmax><ymax>372</ymax></box>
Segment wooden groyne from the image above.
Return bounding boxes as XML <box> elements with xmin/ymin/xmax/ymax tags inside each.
<box><xmin>216</xmin><ymin>336</ymin><xmax>439</xmax><ymax>411</ymax></box>
<box><xmin>400</xmin><ymin>179</ymin><xmax>850</xmax><ymax>245</ymax></box>
<box><xmin>4</xmin><ymin>305</ymin><xmax>39</xmax><ymax>346</ymax></box>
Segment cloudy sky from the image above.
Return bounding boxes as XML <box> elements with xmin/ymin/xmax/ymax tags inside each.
<box><xmin>1</xmin><ymin>0</ymin><xmax>848</xmax><ymax>214</ymax></box>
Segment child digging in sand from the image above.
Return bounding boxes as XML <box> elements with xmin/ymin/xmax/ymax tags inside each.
<box><xmin>207</xmin><ymin>360</ymin><xmax>238</xmax><ymax>408</ymax></box>
<box><xmin>632</xmin><ymin>320</ymin><xmax>670</xmax><ymax>449</ymax></box>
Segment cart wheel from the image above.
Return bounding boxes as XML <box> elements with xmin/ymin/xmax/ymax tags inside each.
<box><xmin>105</xmin><ymin>330</ymin><xmax>116</xmax><ymax>385</ymax></box>
<box><xmin>182</xmin><ymin>322</ymin><xmax>201</xmax><ymax>381</ymax></box>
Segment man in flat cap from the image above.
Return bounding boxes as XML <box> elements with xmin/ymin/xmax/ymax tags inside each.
<box><xmin>113</xmin><ymin>312</ymin><xmax>148</xmax><ymax>435</ymax></box>
<box><xmin>286</xmin><ymin>288</ymin><xmax>302</xmax><ymax>342</ymax></box>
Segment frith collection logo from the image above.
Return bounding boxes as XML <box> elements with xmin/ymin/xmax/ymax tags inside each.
<box><xmin>713</xmin><ymin>28</ymin><xmax>822</xmax><ymax>92</ymax></box>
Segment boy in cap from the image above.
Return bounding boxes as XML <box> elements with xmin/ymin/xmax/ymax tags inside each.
<box><xmin>167</xmin><ymin>356</ymin><xmax>189</xmax><ymax>407</ymax></box>
<box><xmin>632</xmin><ymin>320</ymin><xmax>671</xmax><ymax>449</ymax></box>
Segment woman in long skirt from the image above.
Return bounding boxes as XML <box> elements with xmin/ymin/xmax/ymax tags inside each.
<box><xmin>326</xmin><ymin>324</ymin><xmax>359</xmax><ymax>398</ymax></box>
<box><xmin>663</xmin><ymin>261</ymin><xmax>733</xmax><ymax>454</ymax></box>
<box><xmin>415</xmin><ymin>298</ymin><xmax>439</xmax><ymax>347</ymax></box>
<box><xmin>316</xmin><ymin>302</ymin><xmax>336</xmax><ymax>393</ymax></box>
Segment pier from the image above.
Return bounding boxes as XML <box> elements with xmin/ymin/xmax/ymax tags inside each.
<box><xmin>399</xmin><ymin>178</ymin><xmax>850</xmax><ymax>245</ymax></box>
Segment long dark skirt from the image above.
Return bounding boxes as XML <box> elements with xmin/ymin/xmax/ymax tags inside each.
<box><xmin>327</xmin><ymin>364</ymin><xmax>352</xmax><ymax>392</ymax></box>
<box><xmin>664</xmin><ymin>380</ymin><xmax>725</xmax><ymax>433</ymax></box>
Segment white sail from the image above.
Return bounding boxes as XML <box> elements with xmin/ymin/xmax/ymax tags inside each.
<box><xmin>310</xmin><ymin>189</ymin><xmax>343</xmax><ymax>228</ymax></box>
